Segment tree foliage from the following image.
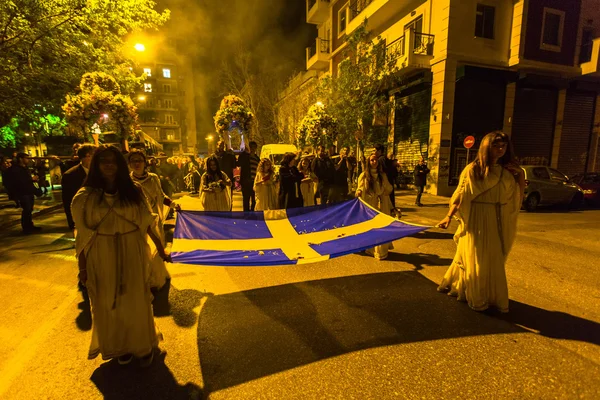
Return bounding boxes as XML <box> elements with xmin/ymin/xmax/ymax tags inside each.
<box><xmin>317</xmin><ymin>21</ymin><xmax>399</xmax><ymax>148</ymax></box>
<box><xmin>0</xmin><ymin>0</ymin><xmax>169</xmax><ymax>126</ymax></box>
<box><xmin>63</xmin><ymin>72</ymin><xmax>138</xmax><ymax>143</ymax></box>
<box><xmin>297</xmin><ymin>103</ymin><xmax>337</xmax><ymax>148</ymax></box>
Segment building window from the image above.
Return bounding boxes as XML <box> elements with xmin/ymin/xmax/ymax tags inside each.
<box><xmin>338</xmin><ymin>7</ymin><xmax>347</xmax><ymax>38</ymax></box>
<box><xmin>475</xmin><ymin>4</ymin><xmax>495</xmax><ymax>39</ymax></box>
<box><xmin>143</xmin><ymin>68</ymin><xmax>151</xmax><ymax>76</ymax></box>
<box><xmin>162</xmin><ymin>68</ymin><xmax>171</xmax><ymax>78</ymax></box>
<box><xmin>540</xmin><ymin>7</ymin><xmax>565</xmax><ymax>52</ymax></box>
<box><xmin>165</xmin><ymin>114</ymin><xmax>174</xmax><ymax>124</ymax></box>
<box><xmin>144</xmin><ymin>83</ymin><xmax>152</xmax><ymax>92</ymax></box>
<box><xmin>165</xmin><ymin>130</ymin><xmax>175</xmax><ymax>140</ymax></box>
<box><xmin>163</xmin><ymin>84</ymin><xmax>171</xmax><ymax>93</ymax></box>
<box><xmin>580</xmin><ymin>28</ymin><xmax>594</xmax><ymax>63</ymax></box>
<box><xmin>164</xmin><ymin>99</ymin><xmax>173</xmax><ymax>108</ymax></box>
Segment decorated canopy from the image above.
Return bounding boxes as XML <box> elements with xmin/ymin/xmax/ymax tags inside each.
<box><xmin>171</xmin><ymin>198</ymin><xmax>428</xmax><ymax>266</ymax></box>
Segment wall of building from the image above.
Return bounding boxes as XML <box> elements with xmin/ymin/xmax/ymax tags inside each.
<box><xmin>522</xmin><ymin>0</ymin><xmax>582</xmax><ymax>66</ymax></box>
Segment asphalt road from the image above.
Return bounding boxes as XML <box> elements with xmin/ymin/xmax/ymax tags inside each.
<box><xmin>0</xmin><ymin>194</ymin><xmax>599</xmax><ymax>400</ymax></box>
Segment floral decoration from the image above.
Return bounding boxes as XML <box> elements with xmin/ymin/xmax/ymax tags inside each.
<box><xmin>297</xmin><ymin>103</ymin><xmax>338</xmax><ymax>148</ymax></box>
<box><xmin>213</xmin><ymin>95</ymin><xmax>254</xmax><ymax>140</ymax></box>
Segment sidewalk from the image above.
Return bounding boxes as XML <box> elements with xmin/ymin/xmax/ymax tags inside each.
<box><xmin>0</xmin><ymin>189</ymin><xmax>64</xmax><ymax>230</ymax></box>
<box><xmin>393</xmin><ymin>188</ymin><xmax>450</xmax><ymax>207</ymax></box>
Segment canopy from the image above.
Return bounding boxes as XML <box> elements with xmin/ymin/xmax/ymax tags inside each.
<box><xmin>171</xmin><ymin>198</ymin><xmax>429</xmax><ymax>266</ymax></box>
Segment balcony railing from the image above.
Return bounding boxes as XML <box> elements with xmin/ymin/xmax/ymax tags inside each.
<box><xmin>308</xmin><ymin>38</ymin><xmax>330</xmax><ymax>59</ymax></box>
<box><xmin>386</xmin><ymin>36</ymin><xmax>405</xmax><ymax>61</ymax></box>
<box><xmin>413</xmin><ymin>33</ymin><xmax>434</xmax><ymax>56</ymax></box>
<box><xmin>350</xmin><ymin>0</ymin><xmax>374</xmax><ymax>21</ymax></box>
<box><xmin>308</xmin><ymin>42</ymin><xmax>317</xmax><ymax>59</ymax></box>
<box><xmin>308</xmin><ymin>0</ymin><xmax>330</xmax><ymax>10</ymax></box>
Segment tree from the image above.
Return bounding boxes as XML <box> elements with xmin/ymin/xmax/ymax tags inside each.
<box><xmin>317</xmin><ymin>21</ymin><xmax>400</xmax><ymax>148</ymax></box>
<box><xmin>0</xmin><ymin>0</ymin><xmax>169</xmax><ymax>126</ymax></box>
<box><xmin>63</xmin><ymin>72</ymin><xmax>138</xmax><ymax>148</ymax></box>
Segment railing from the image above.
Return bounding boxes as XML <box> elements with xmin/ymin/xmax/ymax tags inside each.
<box><xmin>308</xmin><ymin>0</ymin><xmax>330</xmax><ymax>11</ymax></box>
<box><xmin>308</xmin><ymin>42</ymin><xmax>317</xmax><ymax>59</ymax></box>
<box><xmin>386</xmin><ymin>36</ymin><xmax>405</xmax><ymax>61</ymax></box>
<box><xmin>308</xmin><ymin>38</ymin><xmax>330</xmax><ymax>59</ymax></box>
<box><xmin>350</xmin><ymin>0</ymin><xmax>374</xmax><ymax>21</ymax></box>
<box><xmin>413</xmin><ymin>32</ymin><xmax>434</xmax><ymax>56</ymax></box>
<box><xmin>319</xmin><ymin>38</ymin><xmax>330</xmax><ymax>53</ymax></box>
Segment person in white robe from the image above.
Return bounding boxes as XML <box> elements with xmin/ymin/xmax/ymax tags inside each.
<box><xmin>129</xmin><ymin>150</ymin><xmax>179</xmax><ymax>290</ymax></box>
<box><xmin>253</xmin><ymin>158</ymin><xmax>278</xmax><ymax>211</ymax></box>
<box><xmin>437</xmin><ymin>131</ymin><xmax>525</xmax><ymax>313</ymax></box>
<box><xmin>298</xmin><ymin>156</ymin><xmax>316</xmax><ymax>207</ymax></box>
<box><xmin>200</xmin><ymin>155</ymin><xmax>232</xmax><ymax>211</ymax></box>
<box><xmin>355</xmin><ymin>152</ymin><xmax>394</xmax><ymax>260</ymax></box>
<box><xmin>73</xmin><ymin>145</ymin><xmax>170</xmax><ymax>367</ymax></box>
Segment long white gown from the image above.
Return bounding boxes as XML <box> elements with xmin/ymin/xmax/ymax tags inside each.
<box><xmin>199</xmin><ymin>172</ymin><xmax>231</xmax><ymax>211</ymax></box>
<box><xmin>253</xmin><ymin>171</ymin><xmax>278</xmax><ymax>211</ymax></box>
<box><xmin>438</xmin><ymin>164</ymin><xmax>520</xmax><ymax>312</ymax></box>
<box><xmin>72</xmin><ymin>187</ymin><xmax>160</xmax><ymax>360</ymax></box>
<box><xmin>356</xmin><ymin>170</ymin><xmax>394</xmax><ymax>260</ymax></box>
<box><xmin>131</xmin><ymin>172</ymin><xmax>170</xmax><ymax>289</ymax></box>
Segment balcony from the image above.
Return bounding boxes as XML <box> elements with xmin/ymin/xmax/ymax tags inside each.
<box><xmin>306</xmin><ymin>38</ymin><xmax>331</xmax><ymax>71</ymax></box>
<box><xmin>347</xmin><ymin>0</ymin><xmax>413</xmax><ymax>35</ymax></box>
<box><xmin>581</xmin><ymin>38</ymin><xmax>600</xmax><ymax>76</ymax></box>
<box><xmin>306</xmin><ymin>0</ymin><xmax>330</xmax><ymax>25</ymax></box>
<box><xmin>386</xmin><ymin>31</ymin><xmax>434</xmax><ymax>73</ymax></box>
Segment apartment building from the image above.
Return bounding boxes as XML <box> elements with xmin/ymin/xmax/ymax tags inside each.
<box><xmin>134</xmin><ymin>40</ymin><xmax>198</xmax><ymax>156</ymax></box>
<box><xmin>303</xmin><ymin>0</ymin><xmax>600</xmax><ymax>196</ymax></box>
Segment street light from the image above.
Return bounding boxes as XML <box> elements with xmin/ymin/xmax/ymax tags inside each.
<box><xmin>138</xmin><ymin>95</ymin><xmax>146</xmax><ymax>101</ymax></box>
<box><xmin>315</xmin><ymin>101</ymin><xmax>324</xmax><ymax>107</ymax></box>
<box><xmin>134</xmin><ymin>43</ymin><xmax>146</xmax><ymax>52</ymax></box>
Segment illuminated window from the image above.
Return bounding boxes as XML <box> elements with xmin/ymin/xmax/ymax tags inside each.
<box><xmin>163</xmin><ymin>84</ymin><xmax>171</xmax><ymax>93</ymax></box>
<box><xmin>144</xmin><ymin>83</ymin><xmax>152</xmax><ymax>92</ymax></box>
<box><xmin>541</xmin><ymin>7</ymin><xmax>565</xmax><ymax>52</ymax></box>
<box><xmin>165</xmin><ymin>114</ymin><xmax>174</xmax><ymax>124</ymax></box>
<box><xmin>143</xmin><ymin>68</ymin><xmax>152</xmax><ymax>76</ymax></box>
<box><xmin>164</xmin><ymin>99</ymin><xmax>173</xmax><ymax>108</ymax></box>
<box><xmin>162</xmin><ymin>68</ymin><xmax>171</xmax><ymax>78</ymax></box>
<box><xmin>475</xmin><ymin>4</ymin><xmax>495</xmax><ymax>39</ymax></box>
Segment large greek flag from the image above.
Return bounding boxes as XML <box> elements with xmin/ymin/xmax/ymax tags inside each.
<box><xmin>171</xmin><ymin>198</ymin><xmax>428</xmax><ymax>266</ymax></box>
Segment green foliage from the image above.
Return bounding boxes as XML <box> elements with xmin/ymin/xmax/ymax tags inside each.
<box><xmin>316</xmin><ymin>21</ymin><xmax>399</xmax><ymax>147</ymax></box>
<box><xmin>63</xmin><ymin>72</ymin><xmax>138</xmax><ymax>142</ymax></box>
<box><xmin>0</xmin><ymin>0</ymin><xmax>169</xmax><ymax>126</ymax></box>
<box><xmin>214</xmin><ymin>94</ymin><xmax>254</xmax><ymax>139</ymax></box>
<box><xmin>297</xmin><ymin>103</ymin><xmax>338</xmax><ymax>148</ymax></box>
<box><xmin>0</xmin><ymin>118</ymin><xmax>20</xmax><ymax>148</ymax></box>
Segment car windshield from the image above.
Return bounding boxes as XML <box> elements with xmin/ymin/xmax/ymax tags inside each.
<box><xmin>579</xmin><ymin>174</ymin><xmax>600</xmax><ymax>184</ymax></box>
<box><xmin>271</xmin><ymin>154</ymin><xmax>286</xmax><ymax>165</ymax></box>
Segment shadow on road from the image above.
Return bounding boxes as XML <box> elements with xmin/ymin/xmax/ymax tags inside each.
<box><xmin>91</xmin><ymin>351</ymin><xmax>202</xmax><ymax>400</ymax></box>
<box><xmin>357</xmin><ymin>251</ymin><xmax>453</xmax><ymax>270</ymax></box>
<box><xmin>410</xmin><ymin>230</ymin><xmax>455</xmax><ymax>240</ymax></box>
<box><xmin>153</xmin><ymin>280</ymin><xmax>213</xmax><ymax>328</ymax></box>
<box><xmin>76</xmin><ymin>285</ymin><xmax>92</xmax><ymax>331</ymax></box>
<box><xmin>196</xmin><ymin>271</ymin><xmax>600</xmax><ymax>394</ymax></box>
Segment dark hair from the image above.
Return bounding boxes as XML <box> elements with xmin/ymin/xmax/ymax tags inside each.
<box><xmin>77</xmin><ymin>144</ymin><xmax>96</xmax><ymax>160</ymax></box>
<box><xmin>281</xmin><ymin>152</ymin><xmax>296</xmax><ymax>167</ymax></box>
<box><xmin>16</xmin><ymin>152</ymin><xmax>29</xmax><ymax>160</ymax></box>
<box><xmin>473</xmin><ymin>131</ymin><xmax>516</xmax><ymax>179</ymax></box>
<box><xmin>84</xmin><ymin>145</ymin><xmax>142</xmax><ymax>205</ymax></box>
<box><xmin>249</xmin><ymin>141</ymin><xmax>257</xmax><ymax>148</ymax></box>
<box><xmin>205</xmin><ymin>155</ymin><xmax>223</xmax><ymax>179</ymax></box>
<box><xmin>375</xmin><ymin>144</ymin><xmax>385</xmax><ymax>153</ymax></box>
<box><xmin>128</xmin><ymin>149</ymin><xmax>147</xmax><ymax>164</ymax></box>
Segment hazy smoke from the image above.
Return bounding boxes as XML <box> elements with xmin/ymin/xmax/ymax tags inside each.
<box><xmin>157</xmin><ymin>0</ymin><xmax>313</xmax><ymax>146</ymax></box>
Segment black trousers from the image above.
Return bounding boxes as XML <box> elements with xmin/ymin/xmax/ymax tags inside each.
<box><xmin>241</xmin><ymin>180</ymin><xmax>256</xmax><ymax>212</ymax></box>
<box><xmin>317</xmin><ymin>182</ymin><xmax>331</xmax><ymax>205</ymax></box>
<box><xmin>18</xmin><ymin>195</ymin><xmax>35</xmax><ymax>232</ymax></box>
<box><xmin>416</xmin><ymin>185</ymin><xmax>424</xmax><ymax>204</ymax></box>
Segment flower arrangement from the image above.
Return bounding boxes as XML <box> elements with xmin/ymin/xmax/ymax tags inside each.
<box><xmin>213</xmin><ymin>95</ymin><xmax>254</xmax><ymax>140</ymax></box>
<box><xmin>63</xmin><ymin>72</ymin><xmax>138</xmax><ymax>142</ymax></box>
<box><xmin>297</xmin><ymin>103</ymin><xmax>338</xmax><ymax>148</ymax></box>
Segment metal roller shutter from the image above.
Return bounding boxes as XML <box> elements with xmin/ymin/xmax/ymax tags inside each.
<box><xmin>558</xmin><ymin>90</ymin><xmax>595</xmax><ymax>177</ymax></box>
<box><xmin>512</xmin><ymin>87</ymin><xmax>557</xmax><ymax>166</ymax></box>
<box><xmin>393</xmin><ymin>87</ymin><xmax>431</xmax><ymax>171</ymax></box>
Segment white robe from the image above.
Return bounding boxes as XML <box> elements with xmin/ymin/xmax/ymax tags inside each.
<box><xmin>72</xmin><ymin>187</ymin><xmax>160</xmax><ymax>360</ymax></box>
<box><xmin>438</xmin><ymin>164</ymin><xmax>520</xmax><ymax>312</ymax></box>
<box><xmin>253</xmin><ymin>171</ymin><xmax>278</xmax><ymax>211</ymax></box>
<box><xmin>131</xmin><ymin>172</ymin><xmax>170</xmax><ymax>289</ymax></box>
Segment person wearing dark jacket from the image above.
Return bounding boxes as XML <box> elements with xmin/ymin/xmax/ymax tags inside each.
<box><xmin>237</xmin><ymin>141</ymin><xmax>261</xmax><ymax>211</ymax></box>
<box><xmin>61</xmin><ymin>144</ymin><xmax>95</xmax><ymax>229</ymax></box>
<box><xmin>7</xmin><ymin>153</ymin><xmax>40</xmax><ymax>233</ymax></box>
<box><xmin>216</xmin><ymin>140</ymin><xmax>236</xmax><ymax>209</ymax></box>
<box><xmin>311</xmin><ymin>145</ymin><xmax>335</xmax><ymax>205</ymax></box>
<box><xmin>413</xmin><ymin>156</ymin><xmax>430</xmax><ymax>207</ymax></box>
<box><xmin>278</xmin><ymin>153</ymin><xmax>304</xmax><ymax>209</ymax></box>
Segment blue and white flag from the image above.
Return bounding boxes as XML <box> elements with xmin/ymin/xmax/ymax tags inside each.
<box><xmin>171</xmin><ymin>198</ymin><xmax>429</xmax><ymax>266</ymax></box>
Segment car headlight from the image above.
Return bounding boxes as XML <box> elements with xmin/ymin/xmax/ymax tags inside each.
<box><xmin>583</xmin><ymin>189</ymin><xmax>597</xmax><ymax>194</ymax></box>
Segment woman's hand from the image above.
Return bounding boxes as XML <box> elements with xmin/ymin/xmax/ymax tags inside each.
<box><xmin>173</xmin><ymin>203</ymin><xmax>182</xmax><ymax>212</ymax></box>
<box><xmin>355</xmin><ymin>190</ymin><xmax>362</xmax><ymax>198</ymax></box>
<box><xmin>505</xmin><ymin>161</ymin><xmax>523</xmax><ymax>176</ymax></box>
<box><xmin>437</xmin><ymin>216</ymin><xmax>452</xmax><ymax>229</ymax></box>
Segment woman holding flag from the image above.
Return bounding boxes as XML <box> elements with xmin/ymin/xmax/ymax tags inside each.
<box><xmin>254</xmin><ymin>158</ymin><xmax>278</xmax><ymax>211</ymax></box>
<box><xmin>355</xmin><ymin>152</ymin><xmax>394</xmax><ymax>260</ymax></box>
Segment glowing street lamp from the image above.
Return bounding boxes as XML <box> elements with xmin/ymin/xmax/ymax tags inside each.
<box><xmin>315</xmin><ymin>101</ymin><xmax>324</xmax><ymax>107</ymax></box>
<box><xmin>134</xmin><ymin>43</ymin><xmax>146</xmax><ymax>52</ymax></box>
<box><xmin>138</xmin><ymin>95</ymin><xmax>146</xmax><ymax>101</ymax></box>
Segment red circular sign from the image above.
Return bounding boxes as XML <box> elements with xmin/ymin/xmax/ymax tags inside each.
<box><xmin>463</xmin><ymin>136</ymin><xmax>475</xmax><ymax>149</ymax></box>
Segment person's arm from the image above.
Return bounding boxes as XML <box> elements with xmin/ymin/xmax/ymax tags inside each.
<box><xmin>78</xmin><ymin>251</ymin><xmax>87</xmax><ymax>285</ymax></box>
<box><xmin>437</xmin><ymin>203</ymin><xmax>459</xmax><ymax>229</ymax></box>
<box><xmin>147</xmin><ymin>227</ymin><xmax>171</xmax><ymax>262</ymax></box>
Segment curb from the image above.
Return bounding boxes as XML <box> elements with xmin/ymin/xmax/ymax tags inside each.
<box><xmin>0</xmin><ymin>204</ymin><xmax>63</xmax><ymax>231</ymax></box>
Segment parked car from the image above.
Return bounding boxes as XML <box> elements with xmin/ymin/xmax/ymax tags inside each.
<box><xmin>571</xmin><ymin>172</ymin><xmax>600</xmax><ymax>206</ymax></box>
<box><xmin>521</xmin><ymin>166</ymin><xmax>584</xmax><ymax>212</ymax></box>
